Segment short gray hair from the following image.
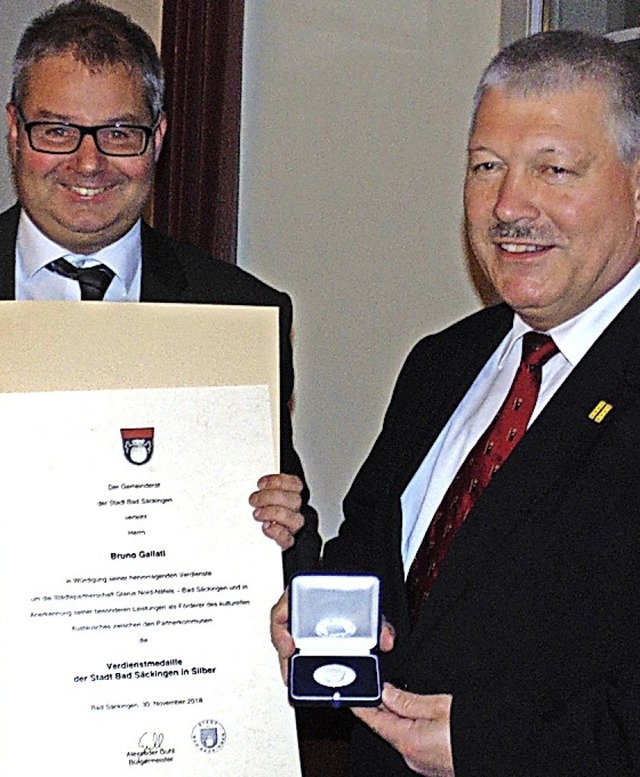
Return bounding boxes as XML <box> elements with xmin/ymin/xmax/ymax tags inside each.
<box><xmin>12</xmin><ymin>0</ymin><xmax>164</xmax><ymax>121</ymax></box>
<box><xmin>472</xmin><ymin>30</ymin><xmax>640</xmax><ymax>164</ymax></box>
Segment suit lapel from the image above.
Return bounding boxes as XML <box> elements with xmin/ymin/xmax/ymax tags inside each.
<box><xmin>0</xmin><ymin>204</ymin><xmax>21</xmax><ymax>300</ymax></box>
<box><xmin>413</xmin><ymin>290</ymin><xmax>640</xmax><ymax>635</ymax></box>
<box><xmin>139</xmin><ymin>221</ymin><xmax>187</xmax><ymax>302</ymax></box>
<box><xmin>392</xmin><ymin>305</ymin><xmax>514</xmax><ymax>498</ymax></box>
<box><xmin>385</xmin><ymin>305</ymin><xmax>513</xmax><ymax>632</ymax></box>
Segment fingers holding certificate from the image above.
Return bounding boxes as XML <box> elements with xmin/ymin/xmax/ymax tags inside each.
<box><xmin>249</xmin><ymin>473</ymin><xmax>305</xmax><ymax>550</ymax></box>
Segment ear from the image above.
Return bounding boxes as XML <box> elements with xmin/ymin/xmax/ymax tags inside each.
<box><xmin>5</xmin><ymin>102</ymin><xmax>19</xmax><ymax>163</ymax></box>
<box><xmin>152</xmin><ymin>112</ymin><xmax>167</xmax><ymax>163</ymax></box>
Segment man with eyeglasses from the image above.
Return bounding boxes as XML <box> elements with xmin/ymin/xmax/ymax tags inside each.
<box><xmin>0</xmin><ymin>0</ymin><xmax>320</xmax><ymax>576</ymax></box>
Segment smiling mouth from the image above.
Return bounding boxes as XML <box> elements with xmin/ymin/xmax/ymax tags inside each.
<box><xmin>498</xmin><ymin>242</ymin><xmax>551</xmax><ymax>254</ymax></box>
<box><xmin>68</xmin><ymin>185</ymin><xmax>111</xmax><ymax>197</ymax></box>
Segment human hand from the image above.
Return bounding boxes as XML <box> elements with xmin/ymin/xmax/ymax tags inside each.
<box><xmin>270</xmin><ymin>588</ymin><xmax>294</xmax><ymax>683</ymax></box>
<box><xmin>379</xmin><ymin>617</ymin><xmax>396</xmax><ymax>653</ymax></box>
<box><xmin>353</xmin><ymin>685</ymin><xmax>454</xmax><ymax>776</ymax></box>
<box><xmin>249</xmin><ymin>473</ymin><xmax>304</xmax><ymax>550</ymax></box>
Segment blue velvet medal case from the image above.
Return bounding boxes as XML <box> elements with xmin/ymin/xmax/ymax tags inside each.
<box><xmin>289</xmin><ymin>573</ymin><xmax>381</xmax><ymax>707</ymax></box>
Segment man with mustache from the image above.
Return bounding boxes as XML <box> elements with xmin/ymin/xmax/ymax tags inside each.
<box><xmin>273</xmin><ymin>30</ymin><xmax>640</xmax><ymax>775</ymax></box>
<box><xmin>1</xmin><ymin>0</ymin><xmax>320</xmax><ymax>576</ymax></box>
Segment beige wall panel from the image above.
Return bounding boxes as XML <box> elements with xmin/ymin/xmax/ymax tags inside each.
<box><xmin>240</xmin><ymin>1</ymin><xmax>503</xmax><ymax>539</ymax></box>
<box><xmin>106</xmin><ymin>0</ymin><xmax>161</xmax><ymax>47</ymax></box>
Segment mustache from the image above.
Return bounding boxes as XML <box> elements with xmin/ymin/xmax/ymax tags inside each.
<box><xmin>489</xmin><ymin>221</ymin><xmax>557</xmax><ymax>242</ymax></box>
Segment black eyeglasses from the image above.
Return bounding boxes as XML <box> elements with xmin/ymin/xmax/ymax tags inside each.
<box><xmin>15</xmin><ymin>107</ymin><xmax>158</xmax><ymax>157</ymax></box>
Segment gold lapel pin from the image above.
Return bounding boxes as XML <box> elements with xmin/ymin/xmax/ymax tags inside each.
<box><xmin>588</xmin><ymin>401</ymin><xmax>613</xmax><ymax>423</ymax></box>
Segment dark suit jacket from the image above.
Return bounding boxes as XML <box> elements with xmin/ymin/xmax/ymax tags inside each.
<box><xmin>323</xmin><ymin>297</ymin><xmax>640</xmax><ymax>776</ymax></box>
<box><xmin>0</xmin><ymin>203</ymin><xmax>321</xmax><ymax>579</ymax></box>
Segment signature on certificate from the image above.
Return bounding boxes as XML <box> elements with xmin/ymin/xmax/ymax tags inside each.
<box><xmin>138</xmin><ymin>731</ymin><xmax>164</xmax><ymax>752</ymax></box>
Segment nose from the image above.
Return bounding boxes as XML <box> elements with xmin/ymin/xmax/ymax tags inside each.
<box><xmin>493</xmin><ymin>169</ymin><xmax>540</xmax><ymax>224</ymax></box>
<box><xmin>70</xmin><ymin>132</ymin><xmax>106</xmax><ymax>173</ymax></box>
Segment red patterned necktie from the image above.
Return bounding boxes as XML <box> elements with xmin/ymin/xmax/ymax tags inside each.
<box><xmin>406</xmin><ymin>332</ymin><xmax>559</xmax><ymax>623</ymax></box>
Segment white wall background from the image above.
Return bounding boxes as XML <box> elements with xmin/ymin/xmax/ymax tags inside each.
<box><xmin>240</xmin><ymin>1</ymin><xmax>502</xmax><ymax>540</ymax></box>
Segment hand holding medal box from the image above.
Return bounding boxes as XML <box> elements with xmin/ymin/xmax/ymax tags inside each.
<box><xmin>288</xmin><ymin>573</ymin><xmax>382</xmax><ymax>707</ymax></box>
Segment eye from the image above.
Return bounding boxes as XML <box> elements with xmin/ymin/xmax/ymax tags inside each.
<box><xmin>104</xmin><ymin>127</ymin><xmax>136</xmax><ymax>141</ymax></box>
<box><xmin>42</xmin><ymin>125</ymin><xmax>74</xmax><ymax>139</ymax></box>
<box><xmin>541</xmin><ymin>164</ymin><xmax>576</xmax><ymax>180</ymax></box>
<box><xmin>472</xmin><ymin>161</ymin><xmax>495</xmax><ymax>172</ymax></box>
<box><xmin>468</xmin><ymin>159</ymin><xmax>502</xmax><ymax>174</ymax></box>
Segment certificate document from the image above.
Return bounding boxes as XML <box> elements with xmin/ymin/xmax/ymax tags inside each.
<box><xmin>0</xmin><ymin>303</ymin><xmax>301</xmax><ymax>776</ymax></box>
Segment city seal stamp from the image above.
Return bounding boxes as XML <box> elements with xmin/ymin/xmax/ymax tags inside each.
<box><xmin>120</xmin><ymin>427</ymin><xmax>154</xmax><ymax>466</ymax></box>
<box><xmin>191</xmin><ymin>719</ymin><xmax>226</xmax><ymax>753</ymax></box>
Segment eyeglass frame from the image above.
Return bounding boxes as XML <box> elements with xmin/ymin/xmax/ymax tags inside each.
<box><xmin>14</xmin><ymin>106</ymin><xmax>160</xmax><ymax>157</ymax></box>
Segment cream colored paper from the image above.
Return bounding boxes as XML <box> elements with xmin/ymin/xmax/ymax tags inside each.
<box><xmin>0</xmin><ymin>302</ymin><xmax>300</xmax><ymax>776</ymax></box>
<box><xmin>0</xmin><ymin>300</ymin><xmax>281</xmax><ymax>458</ymax></box>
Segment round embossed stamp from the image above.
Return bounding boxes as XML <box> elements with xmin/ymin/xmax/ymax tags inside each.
<box><xmin>191</xmin><ymin>719</ymin><xmax>226</xmax><ymax>753</ymax></box>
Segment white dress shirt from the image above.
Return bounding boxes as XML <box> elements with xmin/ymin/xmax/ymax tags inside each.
<box><xmin>401</xmin><ymin>261</ymin><xmax>640</xmax><ymax>574</ymax></box>
<box><xmin>15</xmin><ymin>209</ymin><xmax>142</xmax><ymax>301</ymax></box>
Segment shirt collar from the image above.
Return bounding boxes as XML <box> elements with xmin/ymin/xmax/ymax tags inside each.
<box><xmin>498</xmin><ymin>261</ymin><xmax>640</xmax><ymax>369</ymax></box>
<box><xmin>17</xmin><ymin>209</ymin><xmax>142</xmax><ymax>293</ymax></box>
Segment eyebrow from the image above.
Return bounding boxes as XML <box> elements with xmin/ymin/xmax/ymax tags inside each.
<box><xmin>537</xmin><ymin>146</ymin><xmax>570</xmax><ymax>155</ymax></box>
<box><xmin>29</xmin><ymin>108</ymin><xmax>147</xmax><ymax>125</ymax></box>
<box><xmin>467</xmin><ymin>142</ymin><xmax>582</xmax><ymax>159</ymax></box>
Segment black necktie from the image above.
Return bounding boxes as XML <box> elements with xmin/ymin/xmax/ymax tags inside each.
<box><xmin>47</xmin><ymin>257</ymin><xmax>115</xmax><ymax>300</ymax></box>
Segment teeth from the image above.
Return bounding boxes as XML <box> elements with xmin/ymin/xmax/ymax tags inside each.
<box><xmin>70</xmin><ymin>186</ymin><xmax>107</xmax><ymax>197</ymax></box>
<box><xmin>499</xmin><ymin>243</ymin><xmax>546</xmax><ymax>254</ymax></box>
